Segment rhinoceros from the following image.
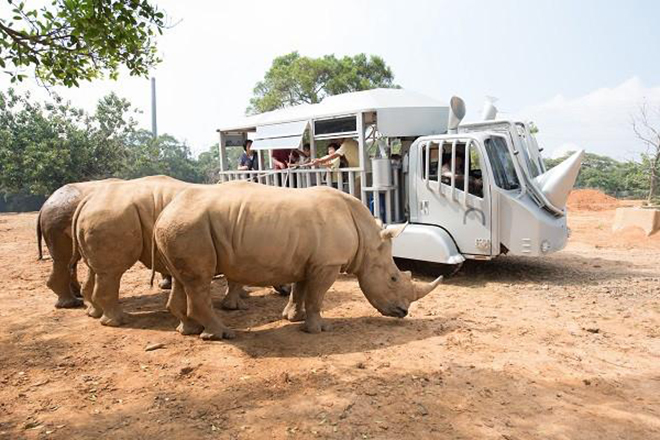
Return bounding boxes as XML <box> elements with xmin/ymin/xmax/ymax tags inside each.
<box><xmin>37</xmin><ymin>179</ymin><xmax>121</xmax><ymax>308</ymax></box>
<box><xmin>152</xmin><ymin>181</ymin><xmax>443</xmax><ymax>340</ymax></box>
<box><xmin>72</xmin><ymin>175</ymin><xmax>196</xmax><ymax>326</ymax></box>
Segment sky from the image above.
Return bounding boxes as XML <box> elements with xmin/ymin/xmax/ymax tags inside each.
<box><xmin>2</xmin><ymin>0</ymin><xmax>660</xmax><ymax>160</ymax></box>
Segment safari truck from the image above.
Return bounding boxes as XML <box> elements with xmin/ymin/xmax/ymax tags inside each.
<box><xmin>216</xmin><ymin>88</ymin><xmax>583</xmax><ymax>271</ymax></box>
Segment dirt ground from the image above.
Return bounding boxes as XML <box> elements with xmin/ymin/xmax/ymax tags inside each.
<box><xmin>1</xmin><ymin>205</ymin><xmax>659</xmax><ymax>440</ymax></box>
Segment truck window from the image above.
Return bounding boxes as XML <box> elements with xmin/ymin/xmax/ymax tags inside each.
<box><xmin>421</xmin><ymin>143</ymin><xmax>440</xmax><ymax>180</ymax></box>
<box><xmin>468</xmin><ymin>147</ymin><xmax>484</xmax><ymax>198</ymax></box>
<box><xmin>438</xmin><ymin>142</ymin><xmax>483</xmax><ymax>198</ymax></box>
<box><xmin>484</xmin><ymin>137</ymin><xmax>520</xmax><ymax>190</ymax></box>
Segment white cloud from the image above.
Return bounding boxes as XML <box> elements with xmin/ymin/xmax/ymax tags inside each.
<box><xmin>516</xmin><ymin>77</ymin><xmax>660</xmax><ymax>161</ymax></box>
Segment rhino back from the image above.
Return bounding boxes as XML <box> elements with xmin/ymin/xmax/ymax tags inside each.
<box><xmin>40</xmin><ymin>179</ymin><xmax>120</xmax><ymax>241</ymax></box>
<box><xmin>162</xmin><ymin>183</ymin><xmax>363</xmax><ymax>286</ymax></box>
<box><xmin>78</xmin><ymin>177</ymin><xmax>189</xmax><ymax>270</ymax></box>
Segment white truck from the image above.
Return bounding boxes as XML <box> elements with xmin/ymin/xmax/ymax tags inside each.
<box><xmin>216</xmin><ymin>88</ymin><xmax>583</xmax><ymax>270</ymax></box>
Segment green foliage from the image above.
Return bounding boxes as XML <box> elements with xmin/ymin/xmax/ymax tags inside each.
<box><xmin>197</xmin><ymin>143</ymin><xmax>243</xmax><ymax>180</ymax></box>
<box><xmin>248</xmin><ymin>52</ymin><xmax>399</xmax><ymax>114</ymax></box>
<box><xmin>121</xmin><ymin>129</ymin><xmax>201</xmax><ymax>182</ymax></box>
<box><xmin>0</xmin><ymin>89</ymin><xmax>218</xmax><ymax>205</ymax></box>
<box><xmin>544</xmin><ymin>151</ymin><xmax>648</xmax><ymax>198</ymax></box>
<box><xmin>0</xmin><ymin>88</ymin><xmax>132</xmax><ymax>195</ymax></box>
<box><xmin>195</xmin><ymin>143</ymin><xmax>221</xmax><ymax>182</ymax></box>
<box><xmin>0</xmin><ymin>0</ymin><xmax>166</xmax><ymax>86</ymax></box>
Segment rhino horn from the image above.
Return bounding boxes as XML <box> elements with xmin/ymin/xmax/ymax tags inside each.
<box><xmin>380</xmin><ymin>222</ymin><xmax>408</xmax><ymax>240</ymax></box>
<box><xmin>413</xmin><ymin>275</ymin><xmax>443</xmax><ymax>301</ymax></box>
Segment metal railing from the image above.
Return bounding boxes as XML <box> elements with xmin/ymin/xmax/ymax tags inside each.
<box><xmin>218</xmin><ymin>165</ymin><xmax>405</xmax><ymax>224</ymax></box>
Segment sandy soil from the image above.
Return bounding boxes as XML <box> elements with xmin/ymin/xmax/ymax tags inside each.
<box><xmin>1</xmin><ymin>207</ymin><xmax>659</xmax><ymax>440</ymax></box>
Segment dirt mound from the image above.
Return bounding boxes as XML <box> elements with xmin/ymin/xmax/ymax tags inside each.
<box><xmin>567</xmin><ymin>189</ymin><xmax>618</xmax><ymax>211</ymax></box>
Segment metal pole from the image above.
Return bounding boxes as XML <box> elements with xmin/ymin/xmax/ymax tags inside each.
<box><xmin>218</xmin><ymin>131</ymin><xmax>227</xmax><ymax>173</ymax></box>
<box><xmin>357</xmin><ymin>112</ymin><xmax>367</xmax><ymax>204</ymax></box>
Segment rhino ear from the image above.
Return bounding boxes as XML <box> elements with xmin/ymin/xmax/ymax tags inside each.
<box><xmin>374</xmin><ymin>218</ymin><xmax>384</xmax><ymax>229</ymax></box>
<box><xmin>402</xmin><ymin>270</ymin><xmax>413</xmax><ymax>279</ymax></box>
<box><xmin>379</xmin><ymin>222</ymin><xmax>408</xmax><ymax>241</ymax></box>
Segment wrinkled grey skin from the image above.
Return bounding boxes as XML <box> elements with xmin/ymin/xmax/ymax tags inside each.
<box><xmin>37</xmin><ymin>180</ymin><xmax>119</xmax><ymax>308</ymax></box>
<box><xmin>72</xmin><ymin>176</ymin><xmax>190</xmax><ymax>327</ymax></box>
<box><xmin>153</xmin><ymin>182</ymin><xmax>442</xmax><ymax>340</ymax></box>
<box><xmin>37</xmin><ymin>179</ymin><xmax>172</xmax><ymax>309</ymax></box>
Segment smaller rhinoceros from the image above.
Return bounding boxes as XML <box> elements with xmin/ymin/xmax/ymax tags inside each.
<box><xmin>37</xmin><ymin>179</ymin><xmax>120</xmax><ymax>308</ymax></box>
<box><xmin>72</xmin><ymin>175</ymin><xmax>191</xmax><ymax>326</ymax></box>
<box><xmin>152</xmin><ymin>181</ymin><xmax>442</xmax><ymax>340</ymax></box>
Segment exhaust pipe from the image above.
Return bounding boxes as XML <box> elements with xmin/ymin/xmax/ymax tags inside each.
<box><xmin>481</xmin><ymin>96</ymin><xmax>498</xmax><ymax>120</ymax></box>
<box><xmin>447</xmin><ymin>96</ymin><xmax>466</xmax><ymax>134</ymax></box>
<box><xmin>534</xmin><ymin>150</ymin><xmax>584</xmax><ymax>210</ymax></box>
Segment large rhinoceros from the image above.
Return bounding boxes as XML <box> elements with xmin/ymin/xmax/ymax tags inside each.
<box><xmin>152</xmin><ymin>181</ymin><xmax>443</xmax><ymax>340</ymax></box>
<box><xmin>37</xmin><ymin>179</ymin><xmax>121</xmax><ymax>308</ymax></box>
<box><xmin>72</xmin><ymin>175</ymin><xmax>194</xmax><ymax>326</ymax></box>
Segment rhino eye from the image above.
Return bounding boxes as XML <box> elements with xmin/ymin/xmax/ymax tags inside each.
<box><xmin>390</xmin><ymin>276</ymin><xmax>398</xmax><ymax>282</ymax></box>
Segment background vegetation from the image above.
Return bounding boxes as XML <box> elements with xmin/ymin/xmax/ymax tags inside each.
<box><xmin>544</xmin><ymin>152</ymin><xmax>652</xmax><ymax>200</ymax></box>
<box><xmin>0</xmin><ymin>88</ymin><xmax>224</xmax><ymax>210</ymax></box>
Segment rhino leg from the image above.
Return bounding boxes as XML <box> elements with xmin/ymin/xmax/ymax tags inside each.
<box><xmin>82</xmin><ymin>268</ymin><xmax>102</xmax><ymax>319</ymax></box>
<box><xmin>92</xmin><ymin>272</ymin><xmax>126</xmax><ymax>327</ymax></box>
<box><xmin>282</xmin><ymin>281</ymin><xmax>306</xmax><ymax>322</ymax></box>
<box><xmin>183</xmin><ymin>278</ymin><xmax>235</xmax><ymax>340</ymax></box>
<box><xmin>47</xmin><ymin>243</ymin><xmax>83</xmax><ymax>309</ymax></box>
<box><xmin>167</xmin><ymin>278</ymin><xmax>203</xmax><ymax>335</ymax></box>
<box><xmin>274</xmin><ymin>285</ymin><xmax>292</xmax><ymax>296</ymax></box>
<box><xmin>221</xmin><ymin>281</ymin><xmax>248</xmax><ymax>310</ymax></box>
<box><xmin>69</xmin><ymin>263</ymin><xmax>82</xmax><ymax>298</ymax></box>
<box><xmin>302</xmin><ymin>266</ymin><xmax>340</xmax><ymax>333</ymax></box>
<box><xmin>158</xmin><ymin>275</ymin><xmax>172</xmax><ymax>290</ymax></box>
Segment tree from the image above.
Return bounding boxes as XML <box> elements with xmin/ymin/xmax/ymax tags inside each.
<box><xmin>631</xmin><ymin>102</ymin><xmax>660</xmax><ymax>204</ymax></box>
<box><xmin>248</xmin><ymin>52</ymin><xmax>398</xmax><ymax>114</ymax></box>
<box><xmin>0</xmin><ymin>89</ymin><xmax>138</xmax><ymax>196</ymax></box>
<box><xmin>544</xmin><ymin>151</ymin><xmax>647</xmax><ymax>197</ymax></box>
<box><xmin>0</xmin><ymin>88</ymin><xmax>96</xmax><ymax>195</ymax></box>
<box><xmin>121</xmin><ymin>129</ymin><xmax>201</xmax><ymax>183</ymax></box>
<box><xmin>0</xmin><ymin>0</ymin><xmax>166</xmax><ymax>86</ymax></box>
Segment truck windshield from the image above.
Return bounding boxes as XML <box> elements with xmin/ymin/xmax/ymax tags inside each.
<box><xmin>484</xmin><ymin>137</ymin><xmax>520</xmax><ymax>190</ymax></box>
<box><xmin>515</xmin><ymin>124</ymin><xmax>542</xmax><ymax>178</ymax></box>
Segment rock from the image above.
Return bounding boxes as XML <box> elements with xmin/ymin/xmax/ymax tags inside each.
<box><xmin>24</xmin><ymin>421</ymin><xmax>41</xmax><ymax>430</ymax></box>
<box><xmin>417</xmin><ymin>403</ymin><xmax>429</xmax><ymax>416</ymax></box>
<box><xmin>144</xmin><ymin>343</ymin><xmax>165</xmax><ymax>352</ymax></box>
<box><xmin>180</xmin><ymin>366</ymin><xmax>194</xmax><ymax>376</ymax></box>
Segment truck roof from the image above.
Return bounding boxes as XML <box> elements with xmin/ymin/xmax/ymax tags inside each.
<box><xmin>218</xmin><ymin>88</ymin><xmax>449</xmax><ymax>133</ymax></box>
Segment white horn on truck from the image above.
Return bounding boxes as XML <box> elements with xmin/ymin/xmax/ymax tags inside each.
<box><xmin>447</xmin><ymin>96</ymin><xmax>466</xmax><ymax>134</ymax></box>
<box><xmin>534</xmin><ymin>150</ymin><xmax>584</xmax><ymax>210</ymax></box>
<box><xmin>481</xmin><ymin>96</ymin><xmax>498</xmax><ymax>120</ymax></box>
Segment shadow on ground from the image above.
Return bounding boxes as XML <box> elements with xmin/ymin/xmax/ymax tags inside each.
<box><xmin>26</xmin><ymin>363</ymin><xmax>659</xmax><ymax>440</ymax></box>
<box><xmin>400</xmin><ymin>253</ymin><xmax>656</xmax><ymax>288</ymax></box>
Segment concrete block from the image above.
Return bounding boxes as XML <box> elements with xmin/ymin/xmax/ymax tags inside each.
<box><xmin>612</xmin><ymin>207</ymin><xmax>660</xmax><ymax>236</ymax></box>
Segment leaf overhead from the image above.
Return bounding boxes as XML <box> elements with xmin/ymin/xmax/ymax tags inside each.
<box><xmin>0</xmin><ymin>0</ymin><xmax>167</xmax><ymax>86</ymax></box>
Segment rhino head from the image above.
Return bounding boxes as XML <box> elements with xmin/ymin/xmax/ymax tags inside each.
<box><xmin>356</xmin><ymin>223</ymin><xmax>443</xmax><ymax>318</ymax></box>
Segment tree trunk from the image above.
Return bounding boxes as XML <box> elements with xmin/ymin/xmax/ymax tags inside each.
<box><xmin>649</xmin><ymin>154</ymin><xmax>660</xmax><ymax>205</ymax></box>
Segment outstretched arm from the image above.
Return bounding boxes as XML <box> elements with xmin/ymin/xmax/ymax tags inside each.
<box><xmin>312</xmin><ymin>151</ymin><xmax>341</xmax><ymax>166</ymax></box>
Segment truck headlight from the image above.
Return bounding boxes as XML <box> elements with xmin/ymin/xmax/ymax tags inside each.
<box><xmin>541</xmin><ymin>240</ymin><xmax>551</xmax><ymax>254</ymax></box>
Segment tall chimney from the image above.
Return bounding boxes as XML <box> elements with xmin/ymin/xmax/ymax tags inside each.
<box><xmin>151</xmin><ymin>77</ymin><xmax>157</xmax><ymax>138</ymax></box>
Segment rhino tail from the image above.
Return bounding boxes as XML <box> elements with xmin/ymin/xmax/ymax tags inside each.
<box><xmin>69</xmin><ymin>197</ymin><xmax>86</xmax><ymax>273</ymax></box>
<box><xmin>36</xmin><ymin>209</ymin><xmax>44</xmax><ymax>260</ymax></box>
<box><xmin>149</xmin><ymin>238</ymin><xmax>157</xmax><ymax>288</ymax></box>
<box><xmin>150</xmin><ymin>224</ymin><xmax>159</xmax><ymax>288</ymax></box>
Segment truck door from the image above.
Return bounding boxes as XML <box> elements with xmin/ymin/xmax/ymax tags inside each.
<box><xmin>412</xmin><ymin>138</ymin><xmax>492</xmax><ymax>256</ymax></box>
